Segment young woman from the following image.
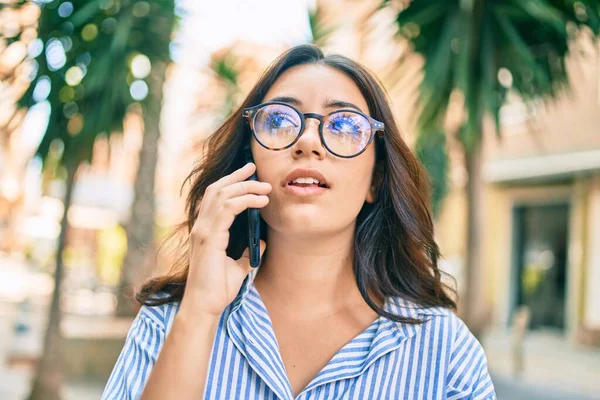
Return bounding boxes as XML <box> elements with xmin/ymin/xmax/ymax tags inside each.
<box><xmin>102</xmin><ymin>44</ymin><xmax>496</xmax><ymax>400</ymax></box>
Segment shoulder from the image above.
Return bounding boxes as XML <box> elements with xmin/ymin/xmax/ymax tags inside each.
<box><xmin>412</xmin><ymin>304</ymin><xmax>470</xmax><ymax>352</ymax></box>
<box><xmin>101</xmin><ymin>293</ymin><xmax>181</xmax><ymax>399</ymax></box>
<box><xmin>410</xmin><ymin>304</ymin><xmax>485</xmax><ymax>361</ymax></box>
<box><xmin>417</xmin><ymin>305</ymin><xmax>473</xmax><ymax>339</ymax></box>
<box><xmin>134</xmin><ymin>291</ymin><xmax>181</xmax><ymax>335</ymax></box>
<box><xmin>413</xmin><ymin>305</ymin><xmax>497</xmax><ymax>399</ymax></box>
<box><xmin>387</xmin><ymin>297</ymin><xmax>472</xmax><ymax>350</ymax></box>
<box><xmin>389</xmin><ymin>295</ymin><xmax>459</xmax><ymax>329</ymax></box>
<box><xmin>399</xmin><ymin>300</ymin><xmax>477</xmax><ymax>341</ymax></box>
<box><xmin>385</xmin><ymin>298</ymin><xmax>496</xmax><ymax>398</ymax></box>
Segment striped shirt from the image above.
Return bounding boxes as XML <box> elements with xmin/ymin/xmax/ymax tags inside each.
<box><xmin>102</xmin><ymin>268</ymin><xmax>496</xmax><ymax>399</ymax></box>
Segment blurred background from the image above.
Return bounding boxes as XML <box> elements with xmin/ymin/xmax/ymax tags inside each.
<box><xmin>1</xmin><ymin>0</ymin><xmax>599</xmax><ymax>399</ymax></box>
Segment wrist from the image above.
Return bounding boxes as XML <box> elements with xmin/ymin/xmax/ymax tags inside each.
<box><xmin>178</xmin><ymin>299</ymin><xmax>223</xmax><ymax>325</ymax></box>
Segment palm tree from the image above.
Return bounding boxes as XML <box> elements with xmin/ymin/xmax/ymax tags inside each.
<box><xmin>386</xmin><ymin>0</ymin><xmax>600</xmax><ymax>336</ymax></box>
<box><xmin>15</xmin><ymin>0</ymin><xmax>174</xmax><ymax>397</ymax></box>
<box><xmin>113</xmin><ymin>1</ymin><xmax>176</xmax><ymax>317</ymax></box>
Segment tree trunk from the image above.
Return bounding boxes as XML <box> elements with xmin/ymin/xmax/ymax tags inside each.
<box><xmin>461</xmin><ymin>141</ymin><xmax>488</xmax><ymax>340</ymax></box>
<box><xmin>27</xmin><ymin>161</ymin><xmax>78</xmax><ymax>400</ymax></box>
<box><xmin>115</xmin><ymin>60</ymin><xmax>168</xmax><ymax>316</ymax></box>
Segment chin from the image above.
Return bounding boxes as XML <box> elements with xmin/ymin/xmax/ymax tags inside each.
<box><xmin>265</xmin><ymin>212</ymin><xmax>328</xmax><ymax>235</ymax></box>
<box><xmin>285</xmin><ymin>211</ymin><xmax>325</xmax><ymax>228</ymax></box>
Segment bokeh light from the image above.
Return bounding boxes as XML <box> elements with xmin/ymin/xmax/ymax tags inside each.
<box><xmin>130</xmin><ymin>80</ymin><xmax>149</xmax><ymax>100</ymax></box>
<box><xmin>27</xmin><ymin>38</ymin><xmax>44</xmax><ymax>58</ymax></box>
<box><xmin>132</xmin><ymin>1</ymin><xmax>151</xmax><ymax>18</ymax></box>
<box><xmin>498</xmin><ymin>68</ymin><xmax>513</xmax><ymax>88</ymax></box>
<box><xmin>130</xmin><ymin>54</ymin><xmax>151</xmax><ymax>79</ymax></box>
<box><xmin>65</xmin><ymin>66</ymin><xmax>84</xmax><ymax>86</ymax></box>
<box><xmin>32</xmin><ymin>76</ymin><xmax>51</xmax><ymax>102</ymax></box>
<box><xmin>58</xmin><ymin>2</ymin><xmax>74</xmax><ymax>18</ymax></box>
<box><xmin>59</xmin><ymin>86</ymin><xmax>75</xmax><ymax>103</ymax></box>
<box><xmin>67</xmin><ymin>113</ymin><xmax>84</xmax><ymax>135</ymax></box>
<box><xmin>63</xmin><ymin>101</ymin><xmax>79</xmax><ymax>119</ymax></box>
<box><xmin>45</xmin><ymin>38</ymin><xmax>67</xmax><ymax>71</ymax></box>
<box><xmin>101</xmin><ymin>18</ymin><xmax>117</xmax><ymax>34</ymax></box>
<box><xmin>81</xmin><ymin>24</ymin><xmax>99</xmax><ymax>41</ymax></box>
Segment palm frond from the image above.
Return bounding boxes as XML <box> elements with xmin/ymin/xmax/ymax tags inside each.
<box><xmin>415</xmin><ymin>129</ymin><xmax>449</xmax><ymax>217</ymax></box>
<box><xmin>389</xmin><ymin>0</ymin><xmax>600</xmax><ymax>147</ymax></box>
<box><xmin>15</xmin><ymin>0</ymin><xmax>176</xmax><ymax>168</ymax></box>
<box><xmin>210</xmin><ymin>52</ymin><xmax>239</xmax><ymax>87</ymax></box>
<box><xmin>308</xmin><ymin>4</ymin><xmax>335</xmax><ymax>47</ymax></box>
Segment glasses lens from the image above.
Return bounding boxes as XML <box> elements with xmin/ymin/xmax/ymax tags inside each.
<box><xmin>322</xmin><ymin>111</ymin><xmax>372</xmax><ymax>157</ymax></box>
<box><xmin>253</xmin><ymin>104</ymin><xmax>301</xmax><ymax>149</ymax></box>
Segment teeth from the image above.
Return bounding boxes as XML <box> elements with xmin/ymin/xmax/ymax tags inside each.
<box><xmin>291</xmin><ymin>177</ymin><xmax>321</xmax><ymax>185</ymax></box>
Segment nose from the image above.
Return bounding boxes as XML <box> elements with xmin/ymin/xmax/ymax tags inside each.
<box><xmin>291</xmin><ymin>117</ymin><xmax>326</xmax><ymax>159</ymax></box>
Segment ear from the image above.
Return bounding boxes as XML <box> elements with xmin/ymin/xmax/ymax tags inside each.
<box><xmin>366</xmin><ymin>161</ymin><xmax>384</xmax><ymax>204</ymax></box>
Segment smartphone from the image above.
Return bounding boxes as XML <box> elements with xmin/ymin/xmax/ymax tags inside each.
<box><xmin>244</xmin><ymin>143</ymin><xmax>261</xmax><ymax>268</ymax></box>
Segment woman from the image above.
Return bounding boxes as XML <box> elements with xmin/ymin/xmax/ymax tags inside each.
<box><xmin>102</xmin><ymin>44</ymin><xmax>496</xmax><ymax>400</ymax></box>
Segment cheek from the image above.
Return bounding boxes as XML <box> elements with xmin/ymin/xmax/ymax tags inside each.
<box><xmin>329</xmin><ymin>157</ymin><xmax>376</xmax><ymax>221</ymax></box>
<box><xmin>251</xmin><ymin>143</ymin><xmax>278</xmax><ymax>184</ymax></box>
<box><xmin>346</xmin><ymin>149</ymin><xmax>376</xmax><ymax>197</ymax></box>
<box><xmin>339</xmin><ymin>168</ymin><xmax>373</xmax><ymax>207</ymax></box>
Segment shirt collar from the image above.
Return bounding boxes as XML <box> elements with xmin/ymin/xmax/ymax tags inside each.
<box><xmin>226</xmin><ymin>266</ymin><xmax>448</xmax><ymax>399</ymax></box>
<box><xmin>229</xmin><ymin>265</ymin><xmax>446</xmax><ymax>332</ymax></box>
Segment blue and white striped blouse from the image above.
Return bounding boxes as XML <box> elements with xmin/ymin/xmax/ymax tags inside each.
<box><xmin>102</xmin><ymin>267</ymin><xmax>497</xmax><ymax>399</ymax></box>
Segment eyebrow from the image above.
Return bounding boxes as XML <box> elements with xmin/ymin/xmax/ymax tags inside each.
<box><xmin>266</xmin><ymin>96</ymin><xmax>364</xmax><ymax>113</ymax></box>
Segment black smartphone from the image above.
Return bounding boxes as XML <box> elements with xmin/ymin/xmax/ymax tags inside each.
<box><xmin>244</xmin><ymin>143</ymin><xmax>261</xmax><ymax>268</ymax></box>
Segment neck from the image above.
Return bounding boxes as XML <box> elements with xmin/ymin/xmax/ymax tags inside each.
<box><xmin>253</xmin><ymin>226</ymin><xmax>364</xmax><ymax>319</ymax></box>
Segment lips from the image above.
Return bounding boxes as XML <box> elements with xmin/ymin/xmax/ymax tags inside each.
<box><xmin>283</xmin><ymin>168</ymin><xmax>330</xmax><ymax>188</ymax></box>
<box><xmin>282</xmin><ymin>168</ymin><xmax>330</xmax><ymax>197</ymax></box>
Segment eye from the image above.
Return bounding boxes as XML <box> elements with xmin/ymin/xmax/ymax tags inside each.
<box><xmin>265</xmin><ymin>112</ymin><xmax>298</xmax><ymax>130</ymax></box>
<box><xmin>327</xmin><ymin>114</ymin><xmax>362</xmax><ymax>136</ymax></box>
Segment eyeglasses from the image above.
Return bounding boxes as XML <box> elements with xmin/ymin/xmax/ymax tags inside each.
<box><xmin>242</xmin><ymin>101</ymin><xmax>385</xmax><ymax>158</ymax></box>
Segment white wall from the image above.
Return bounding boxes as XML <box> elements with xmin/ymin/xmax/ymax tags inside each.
<box><xmin>584</xmin><ymin>176</ymin><xmax>600</xmax><ymax>329</ymax></box>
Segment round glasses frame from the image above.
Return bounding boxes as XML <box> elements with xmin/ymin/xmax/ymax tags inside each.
<box><xmin>242</xmin><ymin>101</ymin><xmax>385</xmax><ymax>159</ymax></box>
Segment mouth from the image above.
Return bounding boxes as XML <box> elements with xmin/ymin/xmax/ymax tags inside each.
<box><xmin>286</xmin><ymin>179</ymin><xmax>329</xmax><ymax>189</ymax></box>
<box><xmin>282</xmin><ymin>168</ymin><xmax>330</xmax><ymax>196</ymax></box>
<box><xmin>283</xmin><ymin>168</ymin><xmax>330</xmax><ymax>188</ymax></box>
<box><xmin>284</xmin><ymin>182</ymin><xmax>329</xmax><ymax>196</ymax></box>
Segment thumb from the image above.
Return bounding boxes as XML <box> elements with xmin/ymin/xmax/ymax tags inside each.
<box><xmin>259</xmin><ymin>239</ymin><xmax>267</xmax><ymax>257</ymax></box>
<box><xmin>237</xmin><ymin>240</ymin><xmax>267</xmax><ymax>272</ymax></box>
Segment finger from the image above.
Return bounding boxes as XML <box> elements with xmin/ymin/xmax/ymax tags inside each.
<box><xmin>237</xmin><ymin>247</ymin><xmax>251</xmax><ymax>273</ymax></box>
<box><xmin>237</xmin><ymin>239</ymin><xmax>267</xmax><ymax>273</ymax></box>
<box><xmin>206</xmin><ymin>163</ymin><xmax>256</xmax><ymax>195</ymax></box>
<box><xmin>218</xmin><ymin>180</ymin><xmax>272</xmax><ymax>200</ymax></box>
<box><xmin>214</xmin><ymin>194</ymin><xmax>270</xmax><ymax>231</ymax></box>
<box><xmin>259</xmin><ymin>239</ymin><xmax>267</xmax><ymax>257</ymax></box>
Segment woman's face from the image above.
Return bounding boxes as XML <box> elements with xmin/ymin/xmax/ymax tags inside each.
<box><xmin>252</xmin><ymin>64</ymin><xmax>378</xmax><ymax>238</ymax></box>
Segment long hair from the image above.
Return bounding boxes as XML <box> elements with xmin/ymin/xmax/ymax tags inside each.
<box><xmin>135</xmin><ymin>44</ymin><xmax>457</xmax><ymax>324</ymax></box>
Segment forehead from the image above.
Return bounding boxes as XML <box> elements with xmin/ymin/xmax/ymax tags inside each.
<box><xmin>263</xmin><ymin>64</ymin><xmax>369</xmax><ymax>114</ymax></box>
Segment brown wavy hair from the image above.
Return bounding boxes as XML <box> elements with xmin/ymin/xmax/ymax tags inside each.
<box><xmin>135</xmin><ymin>44</ymin><xmax>457</xmax><ymax>324</ymax></box>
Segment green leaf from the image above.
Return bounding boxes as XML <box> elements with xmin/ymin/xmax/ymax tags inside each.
<box><xmin>415</xmin><ymin>129</ymin><xmax>449</xmax><ymax>217</ymax></box>
<box><xmin>70</xmin><ymin>0</ymin><xmax>104</xmax><ymax>27</ymax></box>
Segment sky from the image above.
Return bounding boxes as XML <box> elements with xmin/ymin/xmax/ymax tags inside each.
<box><xmin>178</xmin><ymin>0</ymin><xmax>315</xmax><ymax>66</ymax></box>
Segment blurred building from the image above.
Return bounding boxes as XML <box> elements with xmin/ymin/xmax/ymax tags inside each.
<box><xmin>433</xmin><ymin>35</ymin><xmax>600</xmax><ymax>348</ymax></box>
<box><xmin>477</xmin><ymin>37</ymin><xmax>600</xmax><ymax>343</ymax></box>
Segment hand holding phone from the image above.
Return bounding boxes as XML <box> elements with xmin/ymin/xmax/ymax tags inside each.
<box><xmin>182</xmin><ymin>162</ymin><xmax>269</xmax><ymax>318</ymax></box>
